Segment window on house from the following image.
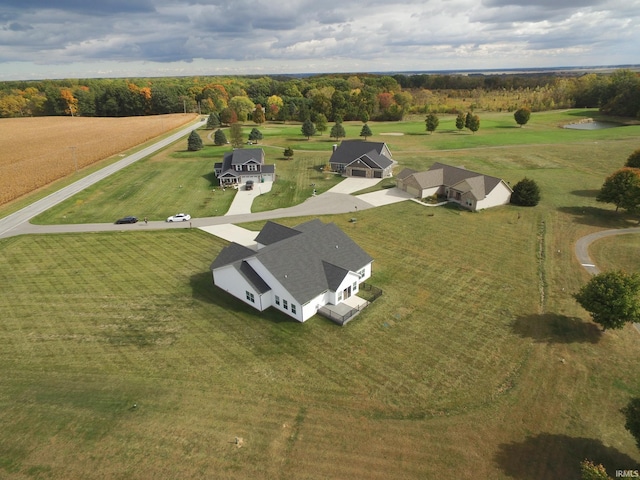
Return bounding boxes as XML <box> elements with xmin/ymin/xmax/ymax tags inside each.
<box><xmin>283</xmin><ymin>299</ymin><xmax>288</xmax><ymax>310</ymax></box>
<box><xmin>246</xmin><ymin>291</ymin><xmax>255</xmax><ymax>303</ymax></box>
<box><xmin>275</xmin><ymin>295</ymin><xmax>280</xmax><ymax>306</ymax></box>
<box><xmin>248</xmin><ymin>164</ymin><xmax>257</xmax><ymax>171</ymax></box>
<box><xmin>291</xmin><ymin>304</ymin><xmax>296</xmax><ymax>314</ymax></box>
<box><xmin>358</xmin><ymin>269</ymin><xmax>365</xmax><ymax>278</ymax></box>
<box><xmin>353</xmin><ymin>281</ymin><xmax>357</xmax><ymax>291</ymax></box>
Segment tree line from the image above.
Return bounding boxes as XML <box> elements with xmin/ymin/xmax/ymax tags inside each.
<box><xmin>0</xmin><ymin>69</ymin><xmax>638</xmax><ymax>121</ymax></box>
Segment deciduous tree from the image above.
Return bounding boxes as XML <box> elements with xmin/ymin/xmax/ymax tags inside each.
<box><xmin>622</xmin><ymin>397</ymin><xmax>640</xmax><ymax>450</ymax></box>
<box><xmin>230</xmin><ymin>123</ymin><xmax>243</xmax><ymax>148</ymax></box>
<box><xmin>574</xmin><ymin>270</ymin><xmax>640</xmax><ymax>331</ymax></box>
<box><xmin>314</xmin><ymin>114</ymin><xmax>328</xmax><ymax>135</ymax></box>
<box><xmin>514</xmin><ymin>107</ymin><xmax>531</xmax><ymax>127</ymax></box>
<box><xmin>596</xmin><ymin>168</ymin><xmax>640</xmax><ymax>212</ymax></box>
<box><xmin>625</xmin><ymin>148</ymin><xmax>640</xmax><ymax>169</ymax></box>
<box><xmin>580</xmin><ymin>460</ymin><xmax>612</xmax><ymax>480</ymax></box>
<box><xmin>252</xmin><ymin>104</ymin><xmax>266</xmax><ymax>124</ymax></box>
<box><xmin>283</xmin><ymin>147</ymin><xmax>294</xmax><ymax>159</ymax></box>
<box><xmin>455</xmin><ymin>112</ymin><xmax>466</xmax><ymax>131</ymax></box>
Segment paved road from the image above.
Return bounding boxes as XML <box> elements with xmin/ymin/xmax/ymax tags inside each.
<box><xmin>574</xmin><ymin>226</ymin><xmax>640</xmax><ymax>333</ymax></box>
<box><xmin>0</xmin><ymin>117</ymin><xmax>206</xmax><ymax>239</ymax></box>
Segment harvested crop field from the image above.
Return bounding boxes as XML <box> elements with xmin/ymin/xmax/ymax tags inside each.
<box><xmin>0</xmin><ymin>113</ymin><xmax>197</xmax><ymax>205</ymax></box>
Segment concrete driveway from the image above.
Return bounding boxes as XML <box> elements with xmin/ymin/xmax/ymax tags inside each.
<box><xmin>356</xmin><ymin>187</ymin><xmax>414</xmax><ymax>207</ymax></box>
<box><xmin>225</xmin><ymin>181</ymin><xmax>273</xmax><ymax>216</ymax></box>
<box><xmin>327</xmin><ymin>177</ymin><xmax>383</xmax><ymax>194</ymax></box>
<box><xmin>199</xmin><ymin>224</ymin><xmax>258</xmax><ymax>249</ymax></box>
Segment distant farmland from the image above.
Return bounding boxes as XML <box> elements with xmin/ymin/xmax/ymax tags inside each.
<box><xmin>0</xmin><ymin>114</ymin><xmax>197</xmax><ymax>206</ymax></box>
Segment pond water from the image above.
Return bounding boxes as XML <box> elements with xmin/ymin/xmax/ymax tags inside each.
<box><xmin>563</xmin><ymin>121</ymin><xmax>621</xmax><ymax>130</ymax></box>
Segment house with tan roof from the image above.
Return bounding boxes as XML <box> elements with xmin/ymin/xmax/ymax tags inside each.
<box><xmin>396</xmin><ymin>162</ymin><xmax>512</xmax><ymax>211</ymax></box>
<box><xmin>210</xmin><ymin>219</ymin><xmax>373</xmax><ymax>322</ymax></box>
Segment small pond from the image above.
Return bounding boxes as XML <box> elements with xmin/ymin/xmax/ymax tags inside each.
<box><xmin>564</xmin><ymin>121</ymin><xmax>622</xmax><ymax>130</ymax></box>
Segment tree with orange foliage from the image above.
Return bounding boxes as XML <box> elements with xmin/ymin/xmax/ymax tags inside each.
<box><xmin>60</xmin><ymin>88</ymin><xmax>78</xmax><ymax>116</ymax></box>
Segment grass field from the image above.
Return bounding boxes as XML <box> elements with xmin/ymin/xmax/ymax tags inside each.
<box><xmin>1</xmin><ymin>109</ymin><xmax>640</xmax><ymax>479</ymax></box>
<box><xmin>0</xmin><ymin>113</ymin><xmax>197</xmax><ymax>207</ymax></box>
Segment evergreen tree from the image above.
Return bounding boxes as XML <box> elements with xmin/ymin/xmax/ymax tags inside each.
<box><xmin>425</xmin><ymin>113</ymin><xmax>439</xmax><ymax>134</ymax></box>
<box><xmin>301</xmin><ymin>119</ymin><xmax>317</xmax><ymax>139</ymax></box>
<box><xmin>455</xmin><ymin>112</ymin><xmax>466</xmax><ymax>131</ymax></box>
<box><xmin>467</xmin><ymin>114</ymin><xmax>480</xmax><ymax>134</ymax></box>
<box><xmin>206</xmin><ymin>112</ymin><xmax>220</xmax><ymax>129</ymax></box>
<box><xmin>283</xmin><ymin>147</ymin><xmax>294</xmax><ymax>159</ymax></box>
<box><xmin>360</xmin><ymin>124</ymin><xmax>373</xmax><ymax>140</ymax></box>
<box><xmin>511</xmin><ymin>178</ymin><xmax>541</xmax><ymax>206</ymax></box>
<box><xmin>187</xmin><ymin>130</ymin><xmax>203</xmax><ymax>151</ymax></box>
<box><xmin>213</xmin><ymin>128</ymin><xmax>227</xmax><ymax>146</ymax></box>
<box><xmin>330</xmin><ymin>121</ymin><xmax>346</xmax><ymax>140</ymax></box>
<box><xmin>248</xmin><ymin>127</ymin><xmax>263</xmax><ymax>144</ymax></box>
<box><xmin>464</xmin><ymin>111</ymin><xmax>473</xmax><ymax>129</ymax></box>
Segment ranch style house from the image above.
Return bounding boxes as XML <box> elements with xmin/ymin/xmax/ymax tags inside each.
<box><xmin>396</xmin><ymin>162</ymin><xmax>512</xmax><ymax>211</ymax></box>
<box><xmin>210</xmin><ymin>219</ymin><xmax>373</xmax><ymax>322</ymax></box>
<box><xmin>328</xmin><ymin>140</ymin><xmax>396</xmax><ymax>178</ymax></box>
<box><xmin>214</xmin><ymin>148</ymin><xmax>275</xmax><ymax>186</ymax></box>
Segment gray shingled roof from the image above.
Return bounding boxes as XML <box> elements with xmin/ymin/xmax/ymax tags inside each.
<box><xmin>211</xmin><ymin>219</ymin><xmax>373</xmax><ymax>305</ymax></box>
<box><xmin>238</xmin><ymin>261</ymin><xmax>271</xmax><ymax>294</ymax></box>
<box><xmin>210</xmin><ymin>242</ymin><xmax>256</xmax><ymax>270</ymax></box>
<box><xmin>329</xmin><ymin>140</ymin><xmax>393</xmax><ymax>169</ymax></box>
<box><xmin>254</xmin><ymin>221</ymin><xmax>301</xmax><ymax>246</ymax></box>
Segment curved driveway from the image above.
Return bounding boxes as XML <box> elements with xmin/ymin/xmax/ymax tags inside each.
<box><xmin>574</xmin><ymin>226</ymin><xmax>640</xmax><ymax>334</ymax></box>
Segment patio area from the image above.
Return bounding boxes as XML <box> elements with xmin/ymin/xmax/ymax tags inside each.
<box><xmin>317</xmin><ymin>294</ymin><xmax>371</xmax><ymax>326</ymax></box>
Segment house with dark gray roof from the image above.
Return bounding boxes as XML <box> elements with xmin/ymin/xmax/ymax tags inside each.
<box><xmin>396</xmin><ymin>162</ymin><xmax>512</xmax><ymax>211</ymax></box>
<box><xmin>214</xmin><ymin>148</ymin><xmax>275</xmax><ymax>187</ymax></box>
<box><xmin>328</xmin><ymin>140</ymin><xmax>396</xmax><ymax>178</ymax></box>
<box><xmin>210</xmin><ymin>219</ymin><xmax>373</xmax><ymax>322</ymax></box>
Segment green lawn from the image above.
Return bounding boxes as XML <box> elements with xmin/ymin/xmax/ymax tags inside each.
<box><xmin>1</xmin><ymin>109</ymin><xmax>640</xmax><ymax>479</ymax></box>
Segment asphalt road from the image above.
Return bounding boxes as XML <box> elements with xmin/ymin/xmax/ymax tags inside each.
<box><xmin>0</xmin><ymin>117</ymin><xmax>206</xmax><ymax>239</ymax></box>
<box><xmin>574</xmin><ymin>226</ymin><xmax>640</xmax><ymax>333</ymax></box>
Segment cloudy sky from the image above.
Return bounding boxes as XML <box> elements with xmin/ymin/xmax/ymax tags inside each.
<box><xmin>0</xmin><ymin>0</ymin><xmax>638</xmax><ymax>80</ymax></box>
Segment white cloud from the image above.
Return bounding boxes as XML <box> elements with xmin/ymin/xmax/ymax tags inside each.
<box><xmin>0</xmin><ymin>0</ymin><xmax>637</xmax><ymax>80</ymax></box>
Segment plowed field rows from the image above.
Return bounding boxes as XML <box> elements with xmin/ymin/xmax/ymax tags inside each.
<box><xmin>0</xmin><ymin>114</ymin><xmax>197</xmax><ymax>205</ymax></box>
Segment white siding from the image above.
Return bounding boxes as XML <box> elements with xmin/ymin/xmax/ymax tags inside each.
<box><xmin>212</xmin><ymin>266</ymin><xmax>268</xmax><ymax>311</ymax></box>
<box><xmin>475</xmin><ymin>182</ymin><xmax>512</xmax><ymax>210</ymax></box>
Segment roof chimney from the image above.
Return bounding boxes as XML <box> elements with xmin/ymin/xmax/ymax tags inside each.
<box><xmin>333</xmin><ymin>144</ymin><xmax>337</xmax><ymax>152</ymax></box>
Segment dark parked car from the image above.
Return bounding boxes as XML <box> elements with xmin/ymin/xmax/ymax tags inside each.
<box><xmin>115</xmin><ymin>216</ymin><xmax>138</xmax><ymax>224</ymax></box>
<box><xmin>245</xmin><ymin>180</ymin><xmax>254</xmax><ymax>191</ymax></box>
